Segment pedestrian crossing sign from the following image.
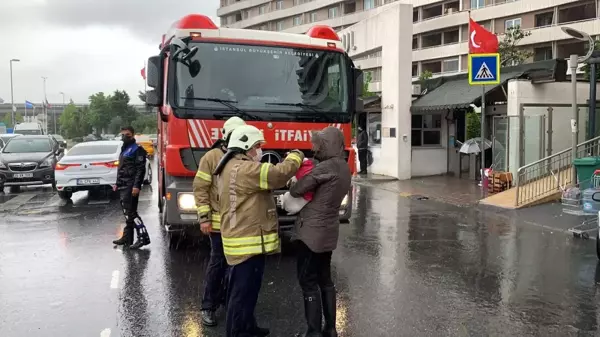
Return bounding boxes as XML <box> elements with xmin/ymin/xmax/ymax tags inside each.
<box><xmin>468</xmin><ymin>53</ymin><xmax>500</xmax><ymax>86</ymax></box>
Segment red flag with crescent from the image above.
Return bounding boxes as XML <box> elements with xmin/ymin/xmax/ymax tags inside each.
<box><xmin>468</xmin><ymin>18</ymin><xmax>498</xmax><ymax>54</ymax></box>
<box><xmin>141</xmin><ymin>67</ymin><xmax>146</xmax><ymax>80</ymax></box>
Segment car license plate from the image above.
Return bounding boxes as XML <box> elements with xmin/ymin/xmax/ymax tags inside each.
<box><xmin>13</xmin><ymin>173</ymin><xmax>33</xmax><ymax>178</ymax></box>
<box><xmin>77</xmin><ymin>178</ymin><xmax>100</xmax><ymax>185</ymax></box>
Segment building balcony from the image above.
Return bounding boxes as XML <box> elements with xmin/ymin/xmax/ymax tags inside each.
<box><xmin>413</xmin><ymin>41</ymin><xmax>467</xmax><ymax>62</ymax></box>
<box><xmin>218</xmin><ymin>0</ymin><xmax>272</xmax><ymax>17</ymax></box>
<box><xmin>509</xmin><ymin>18</ymin><xmax>600</xmax><ymax>46</ymax></box>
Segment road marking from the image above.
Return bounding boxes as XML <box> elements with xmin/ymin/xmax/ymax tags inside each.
<box><xmin>100</xmin><ymin>328</ymin><xmax>111</xmax><ymax>337</ymax></box>
<box><xmin>0</xmin><ymin>194</ymin><xmax>37</xmax><ymax>211</ymax></box>
<box><xmin>110</xmin><ymin>270</ymin><xmax>119</xmax><ymax>289</ymax></box>
<box><xmin>42</xmin><ymin>193</ymin><xmax>64</xmax><ymax>207</ymax></box>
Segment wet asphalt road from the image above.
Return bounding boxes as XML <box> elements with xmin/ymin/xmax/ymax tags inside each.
<box><xmin>2</xmin><ymin>170</ymin><xmax>600</xmax><ymax>336</ymax></box>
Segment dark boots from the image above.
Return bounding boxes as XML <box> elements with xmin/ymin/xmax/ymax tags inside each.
<box><xmin>321</xmin><ymin>287</ymin><xmax>337</xmax><ymax>337</ymax></box>
<box><xmin>296</xmin><ymin>291</ymin><xmax>323</xmax><ymax>337</ymax></box>
<box><xmin>113</xmin><ymin>225</ymin><xmax>134</xmax><ymax>246</ymax></box>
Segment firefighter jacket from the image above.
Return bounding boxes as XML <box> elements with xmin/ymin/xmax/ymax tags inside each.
<box><xmin>216</xmin><ymin>151</ymin><xmax>304</xmax><ymax>266</ymax></box>
<box><xmin>116</xmin><ymin>141</ymin><xmax>147</xmax><ymax>189</ymax></box>
<box><xmin>193</xmin><ymin>146</ymin><xmax>226</xmax><ymax>231</ymax></box>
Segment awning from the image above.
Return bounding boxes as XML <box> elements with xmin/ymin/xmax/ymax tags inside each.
<box><xmin>410</xmin><ymin>71</ymin><xmax>523</xmax><ymax>113</ymax></box>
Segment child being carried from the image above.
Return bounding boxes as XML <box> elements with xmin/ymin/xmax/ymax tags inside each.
<box><xmin>279</xmin><ymin>158</ymin><xmax>314</xmax><ymax>215</ymax></box>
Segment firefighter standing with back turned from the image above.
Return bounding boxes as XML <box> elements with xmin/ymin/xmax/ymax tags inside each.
<box><xmin>112</xmin><ymin>126</ymin><xmax>150</xmax><ymax>249</ymax></box>
<box><xmin>192</xmin><ymin>116</ymin><xmax>246</xmax><ymax>327</ymax></box>
<box><xmin>213</xmin><ymin>125</ymin><xmax>304</xmax><ymax>337</ymax></box>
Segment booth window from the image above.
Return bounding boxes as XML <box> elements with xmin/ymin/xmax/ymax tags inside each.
<box><xmin>412</xmin><ymin>114</ymin><xmax>441</xmax><ymax>146</ymax></box>
<box><xmin>367</xmin><ymin>112</ymin><xmax>381</xmax><ymax>146</ymax></box>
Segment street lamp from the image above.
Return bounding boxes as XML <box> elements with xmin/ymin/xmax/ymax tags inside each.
<box><xmin>9</xmin><ymin>59</ymin><xmax>20</xmax><ymax>126</ymax></box>
<box><xmin>561</xmin><ymin>26</ymin><xmax>595</xmax><ymax>184</ymax></box>
<box><xmin>42</xmin><ymin>76</ymin><xmax>47</xmax><ymax>134</ymax></box>
<box><xmin>58</xmin><ymin>92</ymin><xmax>65</xmax><ymax>135</ymax></box>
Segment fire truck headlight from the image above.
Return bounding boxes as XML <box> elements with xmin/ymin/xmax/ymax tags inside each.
<box><xmin>341</xmin><ymin>194</ymin><xmax>348</xmax><ymax>207</ymax></box>
<box><xmin>177</xmin><ymin>193</ymin><xmax>197</xmax><ymax>211</ymax></box>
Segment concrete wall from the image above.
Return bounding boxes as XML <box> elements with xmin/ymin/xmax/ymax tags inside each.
<box><xmin>506</xmin><ymin>80</ymin><xmax>600</xmax><ymax>176</ymax></box>
<box><xmin>411</xmin><ymin>116</ymin><xmax>449</xmax><ymax>177</ymax></box>
<box><xmin>340</xmin><ymin>2</ymin><xmax>414</xmax><ymax>179</ymax></box>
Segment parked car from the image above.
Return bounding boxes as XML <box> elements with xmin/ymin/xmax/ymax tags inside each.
<box><xmin>14</xmin><ymin>122</ymin><xmax>43</xmax><ymax>135</ymax></box>
<box><xmin>148</xmin><ymin>134</ymin><xmax>158</xmax><ymax>147</ymax></box>
<box><xmin>51</xmin><ymin>134</ymin><xmax>67</xmax><ymax>149</ymax></box>
<box><xmin>83</xmin><ymin>134</ymin><xmax>102</xmax><ymax>142</ymax></box>
<box><xmin>54</xmin><ymin>140</ymin><xmax>152</xmax><ymax>200</ymax></box>
<box><xmin>0</xmin><ymin>135</ymin><xmax>64</xmax><ymax>191</ymax></box>
<box><xmin>135</xmin><ymin>135</ymin><xmax>155</xmax><ymax>159</ymax></box>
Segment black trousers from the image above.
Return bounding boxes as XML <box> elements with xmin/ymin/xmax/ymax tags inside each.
<box><xmin>226</xmin><ymin>254</ymin><xmax>266</xmax><ymax>337</ymax></box>
<box><xmin>358</xmin><ymin>149</ymin><xmax>368</xmax><ymax>173</ymax></box>
<box><xmin>120</xmin><ymin>186</ymin><xmax>139</xmax><ymax>227</ymax></box>
<box><xmin>202</xmin><ymin>232</ymin><xmax>228</xmax><ymax>311</ymax></box>
<box><xmin>296</xmin><ymin>241</ymin><xmax>334</xmax><ymax>293</ymax></box>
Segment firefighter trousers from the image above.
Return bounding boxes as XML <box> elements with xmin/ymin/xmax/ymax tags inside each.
<box><xmin>201</xmin><ymin>232</ymin><xmax>228</xmax><ymax>311</ymax></box>
<box><xmin>225</xmin><ymin>254</ymin><xmax>266</xmax><ymax>337</ymax></box>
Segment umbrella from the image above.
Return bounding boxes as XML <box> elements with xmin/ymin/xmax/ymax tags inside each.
<box><xmin>459</xmin><ymin>137</ymin><xmax>492</xmax><ymax>154</ymax></box>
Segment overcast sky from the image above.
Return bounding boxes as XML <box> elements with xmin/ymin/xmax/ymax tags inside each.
<box><xmin>0</xmin><ymin>0</ymin><xmax>219</xmax><ymax>105</ymax></box>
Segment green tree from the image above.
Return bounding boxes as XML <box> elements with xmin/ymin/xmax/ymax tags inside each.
<box><xmin>87</xmin><ymin>92</ymin><xmax>112</xmax><ymax>136</ymax></box>
<box><xmin>1</xmin><ymin>112</ymin><xmax>23</xmax><ymax>128</ymax></box>
<box><xmin>59</xmin><ymin>102</ymin><xmax>92</xmax><ymax>138</ymax></box>
<box><xmin>111</xmin><ymin>90</ymin><xmax>138</xmax><ymax>127</ymax></box>
<box><xmin>132</xmin><ymin>114</ymin><xmax>157</xmax><ymax>135</ymax></box>
<box><xmin>419</xmin><ymin>70</ymin><xmax>433</xmax><ymax>83</ymax></box>
<box><xmin>583</xmin><ymin>40</ymin><xmax>600</xmax><ymax>81</ymax></box>
<box><xmin>466</xmin><ymin>110</ymin><xmax>481</xmax><ymax>139</ymax></box>
<box><xmin>499</xmin><ymin>25</ymin><xmax>533</xmax><ymax>66</ymax></box>
<box><xmin>361</xmin><ymin>71</ymin><xmax>377</xmax><ymax>98</ymax></box>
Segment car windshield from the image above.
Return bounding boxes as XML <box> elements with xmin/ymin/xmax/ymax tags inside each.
<box><xmin>3</xmin><ymin>138</ymin><xmax>52</xmax><ymax>153</ymax></box>
<box><xmin>17</xmin><ymin>129</ymin><xmax>42</xmax><ymax>135</ymax></box>
<box><xmin>148</xmin><ymin>134</ymin><xmax>157</xmax><ymax>139</ymax></box>
<box><xmin>0</xmin><ymin>135</ymin><xmax>18</xmax><ymax>143</ymax></box>
<box><xmin>52</xmin><ymin>135</ymin><xmax>65</xmax><ymax>141</ymax></box>
<box><xmin>66</xmin><ymin>144</ymin><xmax>118</xmax><ymax>156</ymax></box>
<box><xmin>175</xmin><ymin>42</ymin><xmax>349</xmax><ymax>114</ymax></box>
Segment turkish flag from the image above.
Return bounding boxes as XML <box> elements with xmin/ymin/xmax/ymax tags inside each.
<box><xmin>469</xmin><ymin>18</ymin><xmax>498</xmax><ymax>54</ymax></box>
<box><xmin>141</xmin><ymin>67</ymin><xmax>146</xmax><ymax>80</ymax></box>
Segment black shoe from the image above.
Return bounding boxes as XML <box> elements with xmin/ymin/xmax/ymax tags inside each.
<box><xmin>130</xmin><ymin>238</ymin><xmax>149</xmax><ymax>250</ymax></box>
<box><xmin>321</xmin><ymin>287</ymin><xmax>337</xmax><ymax>337</ymax></box>
<box><xmin>201</xmin><ymin>310</ymin><xmax>217</xmax><ymax>327</ymax></box>
<box><xmin>296</xmin><ymin>292</ymin><xmax>323</xmax><ymax>337</ymax></box>
<box><xmin>113</xmin><ymin>226</ymin><xmax>133</xmax><ymax>246</ymax></box>
<box><xmin>251</xmin><ymin>326</ymin><xmax>270</xmax><ymax>337</ymax></box>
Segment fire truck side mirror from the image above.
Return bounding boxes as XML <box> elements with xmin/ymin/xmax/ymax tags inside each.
<box><xmin>145</xmin><ymin>90</ymin><xmax>161</xmax><ymax>107</ymax></box>
<box><xmin>146</xmin><ymin>56</ymin><xmax>162</xmax><ymax>89</ymax></box>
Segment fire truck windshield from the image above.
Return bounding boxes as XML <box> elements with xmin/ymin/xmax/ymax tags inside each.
<box><xmin>174</xmin><ymin>42</ymin><xmax>350</xmax><ymax>117</ymax></box>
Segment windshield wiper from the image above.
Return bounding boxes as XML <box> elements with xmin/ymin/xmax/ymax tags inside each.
<box><xmin>180</xmin><ymin>97</ymin><xmax>258</xmax><ymax>121</ymax></box>
<box><xmin>265</xmin><ymin>102</ymin><xmax>320</xmax><ymax>113</ymax></box>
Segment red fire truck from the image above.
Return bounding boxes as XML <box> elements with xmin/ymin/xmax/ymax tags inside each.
<box><xmin>143</xmin><ymin>14</ymin><xmax>363</xmax><ymax>242</ymax></box>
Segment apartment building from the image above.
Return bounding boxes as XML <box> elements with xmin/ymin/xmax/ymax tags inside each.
<box><xmin>218</xmin><ymin>0</ymin><xmax>600</xmax><ymax>89</ymax></box>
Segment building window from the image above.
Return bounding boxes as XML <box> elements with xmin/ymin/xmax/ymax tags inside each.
<box><xmin>259</xmin><ymin>5</ymin><xmax>268</xmax><ymax>14</ymax></box>
<box><xmin>471</xmin><ymin>0</ymin><xmax>484</xmax><ymax>9</ymax></box>
<box><xmin>276</xmin><ymin>0</ymin><xmax>283</xmax><ymax>10</ymax></box>
<box><xmin>411</xmin><ymin>114</ymin><xmax>442</xmax><ymax>146</ymax></box>
<box><xmin>310</xmin><ymin>12</ymin><xmax>318</xmax><ymax>22</ymax></box>
<box><xmin>364</xmin><ymin>0</ymin><xmax>375</xmax><ymax>10</ymax></box>
<box><xmin>505</xmin><ymin>18</ymin><xmax>522</xmax><ymax>32</ymax></box>
<box><xmin>294</xmin><ymin>0</ymin><xmax>303</xmax><ymax>5</ymax></box>
<box><xmin>293</xmin><ymin>15</ymin><xmax>303</xmax><ymax>26</ymax></box>
<box><xmin>368</xmin><ymin>112</ymin><xmax>382</xmax><ymax>146</ymax></box>
<box><xmin>443</xmin><ymin>58</ymin><xmax>459</xmax><ymax>73</ymax></box>
<box><xmin>243</xmin><ymin>10</ymin><xmax>249</xmax><ymax>19</ymax></box>
<box><xmin>328</xmin><ymin>7</ymin><xmax>339</xmax><ymax>18</ymax></box>
<box><xmin>534</xmin><ymin>46</ymin><xmax>553</xmax><ymax>61</ymax></box>
<box><xmin>276</xmin><ymin>21</ymin><xmax>285</xmax><ymax>31</ymax></box>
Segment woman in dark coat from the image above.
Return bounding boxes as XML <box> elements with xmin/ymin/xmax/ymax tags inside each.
<box><xmin>289</xmin><ymin>126</ymin><xmax>352</xmax><ymax>337</ymax></box>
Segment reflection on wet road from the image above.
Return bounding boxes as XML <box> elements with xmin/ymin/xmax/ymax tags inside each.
<box><xmin>1</xmin><ymin>180</ymin><xmax>600</xmax><ymax>336</ymax></box>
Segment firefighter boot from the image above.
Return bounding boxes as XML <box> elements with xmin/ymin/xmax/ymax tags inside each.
<box><xmin>296</xmin><ymin>292</ymin><xmax>323</xmax><ymax>337</ymax></box>
<box><xmin>113</xmin><ymin>225</ymin><xmax>134</xmax><ymax>246</ymax></box>
<box><xmin>130</xmin><ymin>226</ymin><xmax>151</xmax><ymax>250</ymax></box>
<box><xmin>321</xmin><ymin>287</ymin><xmax>337</xmax><ymax>337</ymax></box>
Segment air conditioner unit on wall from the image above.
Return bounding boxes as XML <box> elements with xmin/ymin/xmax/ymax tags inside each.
<box><xmin>412</xmin><ymin>84</ymin><xmax>421</xmax><ymax>95</ymax></box>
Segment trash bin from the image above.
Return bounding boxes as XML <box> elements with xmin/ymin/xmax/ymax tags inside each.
<box><xmin>573</xmin><ymin>157</ymin><xmax>600</xmax><ymax>190</ymax></box>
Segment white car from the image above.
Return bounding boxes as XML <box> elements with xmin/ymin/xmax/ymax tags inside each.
<box><xmin>54</xmin><ymin>140</ymin><xmax>152</xmax><ymax>200</ymax></box>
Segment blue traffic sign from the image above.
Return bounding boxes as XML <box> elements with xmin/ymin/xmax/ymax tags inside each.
<box><xmin>468</xmin><ymin>53</ymin><xmax>500</xmax><ymax>86</ymax></box>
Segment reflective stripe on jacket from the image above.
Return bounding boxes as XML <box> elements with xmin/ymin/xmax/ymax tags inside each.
<box><xmin>217</xmin><ymin>151</ymin><xmax>304</xmax><ymax>265</ymax></box>
<box><xmin>193</xmin><ymin>148</ymin><xmax>225</xmax><ymax>232</ymax></box>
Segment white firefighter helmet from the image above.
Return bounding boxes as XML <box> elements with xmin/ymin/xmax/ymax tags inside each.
<box><xmin>228</xmin><ymin>125</ymin><xmax>265</xmax><ymax>151</ymax></box>
<box><xmin>222</xmin><ymin>116</ymin><xmax>246</xmax><ymax>140</ymax></box>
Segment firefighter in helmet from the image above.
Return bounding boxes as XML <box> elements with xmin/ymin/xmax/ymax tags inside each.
<box><xmin>193</xmin><ymin>116</ymin><xmax>247</xmax><ymax>327</ymax></box>
<box><xmin>213</xmin><ymin>124</ymin><xmax>304</xmax><ymax>337</ymax></box>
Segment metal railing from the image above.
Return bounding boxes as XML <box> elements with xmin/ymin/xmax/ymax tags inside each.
<box><xmin>515</xmin><ymin>135</ymin><xmax>600</xmax><ymax>207</ymax></box>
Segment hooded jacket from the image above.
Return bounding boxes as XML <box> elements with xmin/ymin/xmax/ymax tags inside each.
<box><xmin>290</xmin><ymin>126</ymin><xmax>351</xmax><ymax>253</ymax></box>
<box><xmin>192</xmin><ymin>139</ymin><xmax>227</xmax><ymax>231</ymax></box>
<box><xmin>116</xmin><ymin>140</ymin><xmax>147</xmax><ymax>189</ymax></box>
<box><xmin>216</xmin><ymin>151</ymin><xmax>304</xmax><ymax>266</ymax></box>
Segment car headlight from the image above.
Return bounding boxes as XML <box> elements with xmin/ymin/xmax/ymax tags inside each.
<box><xmin>177</xmin><ymin>193</ymin><xmax>197</xmax><ymax>211</ymax></box>
<box><xmin>39</xmin><ymin>158</ymin><xmax>53</xmax><ymax>168</ymax></box>
<box><xmin>341</xmin><ymin>194</ymin><xmax>348</xmax><ymax>207</ymax></box>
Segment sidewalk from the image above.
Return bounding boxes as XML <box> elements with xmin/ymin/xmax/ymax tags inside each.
<box><xmin>353</xmin><ymin>174</ymin><xmax>484</xmax><ymax>207</ymax></box>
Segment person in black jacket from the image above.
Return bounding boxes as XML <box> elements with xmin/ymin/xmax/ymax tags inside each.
<box><xmin>356</xmin><ymin>123</ymin><xmax>369</xmax><ymax>175</ymax></box>
<box><xmin>112</xmin><ymin>126</ymin><xmax>149</xmax><ymax>249</ymax></box>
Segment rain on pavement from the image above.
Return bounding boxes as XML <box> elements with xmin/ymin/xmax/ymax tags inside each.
<box><xmin>1</xmin><ymin>165</ymin><xmax>600</xmax><ymax>337</ymax></box>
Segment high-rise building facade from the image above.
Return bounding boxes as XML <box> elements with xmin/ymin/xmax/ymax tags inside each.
<box><xmin>218</xmin><ymin>0</ymin><xmax>600</xmax><ymax>89</ymax></box>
